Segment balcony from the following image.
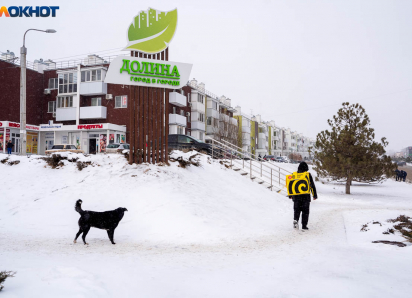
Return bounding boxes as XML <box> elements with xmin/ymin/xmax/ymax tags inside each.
<box><xmin>206</xmin><ymin>126</ymin><xmax>219</xmax><ymax>134</ymax></box>
<box><xmin>191</xmin><ymin>101</ymin><xmax>205</xmax><ymax>112</ymax></box>
<box><xmin>169</xmin><ymin>92</ymin><xmax>187</xmax><ymax>107</ymax></box>
<box><xmin>219</xmin><ymin>114</ymin><xmax>229</xmax><ymax>123</ymax></box>
<box><xmin>191</xmin><ymin>121</ymin><xmax>205</xmax><ymax>131</ymax></box>
<box><xmin>258</xmin><ymin>132</ymin><xmax>265</xmax><ymax>140</ymax></box>
<box><xmin>56</xmin><ymin>107</ymin><xmax>76</xmax><ymax>121</ymax></box>
<box><xmin>207</xmin><ymin>108</ymin><xmax>219</xmax><ymax>119</ymax></box>
<box><xmin>79</xmin><ymin>81</ymin><xmax>107</xmax><ymax>96</ymax></box>
<box><xmin>230</xmin><ymin>117</ymin><xmax>238</xmax><ymax>126</ymax></box>
<box><xmin>80</xmin><ymin>106</ymin><xmax>107</xmax><ymax>119</ymax></box>
<box><xmin>242</xmin><ymin>138</ymin><xmax>251</xmax><ymax>146</ymax></box>
<box><xmin>258</xmin><ymin>139</ymin><xmax>266</xmax><ymax>149</ymax></box>
<box><xmin>242</xmin><ymin>126</ymin><xmax>251</xmax><ymax>134</ymax></box>
<box><xmin>169</xmin><ymin>114</ymin><xmax>187</xmax><ymax>127</ymax></box>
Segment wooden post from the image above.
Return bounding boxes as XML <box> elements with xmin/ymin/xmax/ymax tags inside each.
<box><xmin>139</xmin><ymin>86</ymin><xmax>143</xmax><ymax>164</ymax></box>
<box><xmin>134</xmin><ymin>86</ymin><xmax>141</xmax><ymax>164</ymax></box>
<box><xmin>165</xmin><ymin>90</ymin><xmax>169</xmax><ymax>163</ymax></box>
<box><xmin>129</xmin><ymin>79</ymin><xmax>135</xmax><ymax>164</ymax></box>
<box><xmin>160</xmin><ymin>88</ymin><xmax>164</xmax><ymax>162</ymax></box>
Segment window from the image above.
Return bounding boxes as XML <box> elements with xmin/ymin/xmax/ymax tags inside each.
<box><xmin>178</xmin><ymin>135</ymin><xmax>193</xmax><ymax>143</ymax></box>
<box><xmin>81</xmin><ymin>69</ymin><xmax>102</xmax><ymax>82</ymax></box>
<box><xmin>199</xmin><ymin>132</ymin><xmax>204</xmax><ymax>141</ymax></box>
<box><xmin>91</xmin><ymin>97</ymin><xmax>102</xmax><ymax>106</ymax></box>
<box><xmin>207</xmin><ymin>117</ymin><xmax>212</xmax><ymax>125</ymax></box>
<box><xmin>173</xmin><ymin>107</ymin><xmax>176</xmax><ymax>114</ymax></box>
<box><xmin>180</xmin><ymin>110</ymin><xmax>184</xmax><ymax>116</ymax></box>
<box><xmin>198</xmin><ymin>113</ymin><xmax>204</xmax><ymax>122</ymax></box>
<box><xmin>212</xmin><ymin>101</ymin><xmax>218</xmax><ymax>110</ymax></box>
<box><xmin>48</xmin><ymin>101</ymin><xmax>56</xmax><ymax>113</ymax></box>
<box><xmin>58</xmin><ymin>73</ymin><xmax>77</xmax><ymax>94</ymax></box>
<box><xmin>107</xmin><ymin>144</ymin><xmax>120</xmax><ymax>149</ymax></box>
<box><xmin>188</xmin><ymin>93</ymin><xmax>191</xmax><ymax>102</ymax></box>
<box><xmin>52</xmin><ymin>145</ymin><xmax>64</xmax><ymax>149</ymax></box>
<box><xmin>198</xmin><ymin>94</ymin><xmax>204</xmax><ymax>104</ymax></box>
<box><xmin>57</xmin><ymin>96</ymin><xmax>74</xmax><ymax>108</ymax></box>
<box><xmin>48</xmin><ymin>78</ymin><xmax>58</xmax><ymax>89</ymax></box>
<box><xmin>115</xmin><ymin>95</ymin><xmax>127</xmax><ymax>108</ymax></box>
<box><xmin>177</xmin><ymin>125</ymin><xmax>184</xmax><ymax>134</ymax></box>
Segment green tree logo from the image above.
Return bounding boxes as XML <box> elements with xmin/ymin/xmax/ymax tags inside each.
<box><xmin>124</xmin><ymin>8</ymin><xmax>178</xmax><ymax>54</ymax></box>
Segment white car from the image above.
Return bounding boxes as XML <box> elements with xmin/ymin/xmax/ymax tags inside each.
<box><xmin>45</xmin><ymin>144</ymin><xmax>84</xmax><ymax>155</ymax></box>
<box><xmin>106</xmin><ymin>143</ymin><xmax>130</xmax><ymax>154</ymax></box>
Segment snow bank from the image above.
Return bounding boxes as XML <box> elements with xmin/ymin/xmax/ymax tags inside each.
<box><xmin>0</xmin><ymin>152</ymin><xmax>290</xmax><ymax>245</ymax></box>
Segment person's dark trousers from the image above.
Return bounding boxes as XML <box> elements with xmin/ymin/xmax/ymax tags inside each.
<box><xmin>294</xmin><ymin>199</ymin><xmax>310</xmax><ymax>228</ymax></box>
<box><xmin>396</xmin><ymin>175</ymin><xmax>399</xmax><ymax>181</ymax></box>
<box><xmin>7</xmin><ymin>148</ymin><xmax>12</xmax><ymax>154</ymax></box>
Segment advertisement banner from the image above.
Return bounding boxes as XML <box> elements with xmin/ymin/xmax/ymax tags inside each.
<box><xmin>26</xmin><ymin>132</ymin><xmax>38</xmax><ymax>154</ymax></box>
<box><xmin>100</xmin><ymin>134</ymin><xmax>107</xmax><ymax>153</ymax></box>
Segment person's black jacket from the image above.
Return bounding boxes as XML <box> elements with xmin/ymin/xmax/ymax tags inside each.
<box><xmin>6</xmin><ymin>142</ymin><xmax>14</xmax><ymax>149</ymax></box>
<box><xmin>290</xmin><ymin>162</ymin><xmax>318</xmax><ymax>202</ymax></box>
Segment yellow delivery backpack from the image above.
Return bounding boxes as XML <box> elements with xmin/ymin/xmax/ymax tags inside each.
<box><xmin>286</xmin><ymin>172</ymin><xmax>312</xmax><ymax>196</ymax></box>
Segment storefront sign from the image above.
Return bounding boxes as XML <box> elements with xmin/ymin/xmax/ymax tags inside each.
<box><xmin>105</xmin><ymin>57</ymin><xmax>192</xmax><ymax>89</ymax></box>
<box><xmin>9</xmin><ymin>122</ymin><xmax>20</xmax><ymax>128</ymax></box>
<box><xmin>124</xmin><ymin>8</ymin><xmax>178</xmax><ymax>54</ymax></box>
<box><xmin>26</xmin><ymin>125</ymin><xmax>40</xmax><ymax>131</ymax></box>
<box><xmin>40</xmin><ymin>124</ymin><xmax>63</xmax><ymax>129</ymax></box>
<box><xmin>78</xmin><ymin>124</ymin><xmax>104</xmax><ymax>130</ymax></box>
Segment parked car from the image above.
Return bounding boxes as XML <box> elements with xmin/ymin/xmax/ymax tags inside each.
<box><xmin>263</xmin><ymin>155</ymin><xmax>276</xmax><ymax>161</ymax></box>
<box><xmin>275</xmin><ymin>157</ymin><xmax>285</xmax><ymax>163</ymax></box>
<box><xmin>45</xmin><ymin>144</ymin><xmax>84</xmax><ymax>155</ymax></box>
<box><xmin>106</xmin><ymin>143</ymin><xmax>130</xmax><ymax>154</ymax></box>
<box><xmin>168</xmin><ymin>134</ymin><xmax>212</xmax><ymax>155</ymax></box>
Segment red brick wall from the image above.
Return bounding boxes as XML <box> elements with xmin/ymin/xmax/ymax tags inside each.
<box><xmin>0</xmin><ymin>60</ymin><xmax>44</xmax><ymax>125</ymax></box>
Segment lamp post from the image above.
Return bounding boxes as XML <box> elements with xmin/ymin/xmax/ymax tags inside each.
<box><xmin>20</xmin><ymin>29</ymin><xmax>56</xmax><ymax>155</ymax></box>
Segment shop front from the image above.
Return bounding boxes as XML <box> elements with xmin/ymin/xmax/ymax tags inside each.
<box><xmin>39</xmin><ymin>123</ymin><xmax>126</xmax><ymax>155</ymax></box>
<box><xmin>0</xmin><ymin>121</ymin><xmax>40</xmax><ymax>154</ymax></box>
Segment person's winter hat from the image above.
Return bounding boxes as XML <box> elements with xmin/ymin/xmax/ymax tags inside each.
<box><xmin>298</xmin><ymin>162</ymin><xmax>309</xmax><ymax>173</ymax></box>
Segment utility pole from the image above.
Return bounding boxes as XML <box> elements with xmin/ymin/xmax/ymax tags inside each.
<box><xmin>20</xmin><ymin>29</ymin><xmax>56</xmax><ymax>155</ymax></box>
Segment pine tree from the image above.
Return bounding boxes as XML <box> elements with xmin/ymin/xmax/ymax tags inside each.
<box><xmin>310</xmin><ymin>102</ymin><xmax>395</xmax><ymax>194</ymax></box>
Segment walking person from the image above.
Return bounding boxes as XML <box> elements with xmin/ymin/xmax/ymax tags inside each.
<box><xmin>403</xmin><ymin>170</ymin><xmax>407</xmax><ymax>182</ymax></box>
<box><xmin>289</xmin><ymin>161</ymin><xmax>318</xmax><ymax>230</ymax></box>
<box><xmin>6</xmin><ymin>140</ymin><xmax>14</xmax><ymax>155</ymax></box>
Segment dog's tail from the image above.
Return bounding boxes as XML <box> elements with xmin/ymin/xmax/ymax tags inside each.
<box><xmin>75</xmin><ymin>199</ymin><xmax>84</xmax><ymax>214</ymax></box>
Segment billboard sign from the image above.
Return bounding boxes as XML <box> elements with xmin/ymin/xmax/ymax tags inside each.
<box><xmin>105</xmin><ymin>56</ymin><xmax>192</xmax><ymax>89</ymax></box>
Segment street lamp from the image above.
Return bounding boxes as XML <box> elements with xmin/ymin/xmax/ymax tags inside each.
<box><xmin>20</xmin><ymin>29</ymin><xmax>56</xmax><ymax>155</ymax></box>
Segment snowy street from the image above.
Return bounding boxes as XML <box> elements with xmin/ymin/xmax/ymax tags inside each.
<box><xmin>1</xmin><ymin>152</ymin><xmax>412</xmax><ymax>297</ymax></box>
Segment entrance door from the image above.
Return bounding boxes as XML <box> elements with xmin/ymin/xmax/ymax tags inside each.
<box><xmin>89</xmin><ymin>139</ymin><xmax>97</xmax><ymax>154</ymax></box>
<box><xmin>48</xmin><ymin>140</ymin><xmax>54</xmax><ymax>150</ymax></box>
<box><xmin>13</xmin><ymin>138</ymin><xmax>19</xmax><ymax>154</ymax></box>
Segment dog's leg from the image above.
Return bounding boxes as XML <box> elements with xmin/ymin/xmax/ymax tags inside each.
<box><xmin>107</xmin><ymin>229</ymin><xmax>116</xmax><ymax>245</ymax></box>
<box><xmin>74</xmin><ymin>227</ymin><xmax>83</xmax><ymax>243</ymax></box>
<box><xmin>82</xmin><ymin>226</ymin><xmax>90</xmax><ymax>245</ymax></box>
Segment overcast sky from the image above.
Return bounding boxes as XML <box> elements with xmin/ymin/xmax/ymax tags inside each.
<box><xmin>2</xmin><ymin>0</ymin><xmax>411</xmax><ymax>152</ymax></box>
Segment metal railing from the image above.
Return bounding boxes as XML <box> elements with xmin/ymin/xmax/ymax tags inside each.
<box><xmin>210</xmin><ymin>139</ymin><xmax>292</xmax><ymax>194</ymax></box>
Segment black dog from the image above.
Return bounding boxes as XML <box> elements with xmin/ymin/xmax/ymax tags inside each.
<box><xmin>74</xmin><ymin>199</ymin><xmax>128</xmax><ymax>245</ymax></box>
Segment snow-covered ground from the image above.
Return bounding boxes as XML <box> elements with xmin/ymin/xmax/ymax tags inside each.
<box><xmin>1</xmin><ymin>152</ymin><xmax>411</xmax><ymax>297</ymax></box>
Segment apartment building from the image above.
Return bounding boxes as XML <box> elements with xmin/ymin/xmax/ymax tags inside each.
<box><xmin>0</xmin><ymin>53</ymin><xmax>130</xmax><ymax>155</ymax></box>
<box><xmin>233</xmin><ymin>106</ymin><xmax>252</xmax><ymax>153</ymax></box>
<box><xmin>181</xmin><ymin>79</ymin><xmax>238</xmax><ymax>144</ymax></box>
